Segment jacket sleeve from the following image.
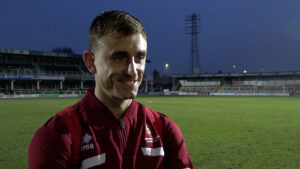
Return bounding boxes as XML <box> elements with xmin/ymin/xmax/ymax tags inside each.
<box><xmin>162</xmin><ymin>115</ymin><xmax>194</xmax><ymax>169</ymax></box>
<box><xmin>28</xmin><ymin>116</ymin><xmax>72</xmax><ymax>169</ymax></box>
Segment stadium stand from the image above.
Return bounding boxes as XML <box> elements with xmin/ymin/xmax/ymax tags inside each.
<box><xmin>1</xmin><ymin>48</ymin><xmax>300</xmax><ymax>97</ymax></box>
<box><xmin>0</xmin><ymin>48</ymin><xmax>94</xmax><ymax>96</ymax></box>
<box><xmin>173</xmin><ymin>72</ymin><xmax>300</xmax><ymax>96</ymax></box>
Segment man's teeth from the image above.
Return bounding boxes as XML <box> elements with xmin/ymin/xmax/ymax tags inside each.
<box><xmin>124</xmin><ymin>81</ymin><xmax>135</xmax><ymax>84</ymax></box>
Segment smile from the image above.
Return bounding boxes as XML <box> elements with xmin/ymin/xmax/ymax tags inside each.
<box><xmin>125</xmin><ymin>81</ymin><xmax>136</xmax><ymax>84</ymax></box>
<box><xmin>119</xmin><ymin>80</ymin><xmax>138</xmax><ymax>85</ymax></box>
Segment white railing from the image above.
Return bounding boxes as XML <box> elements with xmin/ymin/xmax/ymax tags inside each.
<box><xmin>0</xmin><ymin>69</ymin><xmax>93</xmax><ymax>79</ymax></box>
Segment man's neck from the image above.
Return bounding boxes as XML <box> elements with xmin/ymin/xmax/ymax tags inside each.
<box><xmin>94</xmin><ymin>89</ymin><xmax>132</xmax><ymax>119</ymax></box>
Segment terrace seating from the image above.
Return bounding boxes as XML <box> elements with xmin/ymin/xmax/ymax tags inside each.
<box><xmin>222</xmin><ymin>86</ymin><xmax>256</xmax><ymax>93</ymax></box>
<box><xmin>179</xmin><ymin>84</ymin><xmax>300</xmax><ymax>94</ymax></box>
<box><xmin>0</xmin><ymin>63</ymin><xmax>35</xmax><ymax>70</ymax></box>
<box><xmin>0</xmin><ymin>63</ymin><xmax>37</xmax><ymax>76</ymax></box>
<box><xmin>180</xmin><ymin>86</ymin><xmax>218</xmax><ymax>93</ymax></box>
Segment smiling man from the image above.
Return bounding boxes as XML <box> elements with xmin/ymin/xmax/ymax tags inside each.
<box><xmin>28</xmin><ymin>10</ymin><xmax>194</xmax><ymax>169</ymax></box>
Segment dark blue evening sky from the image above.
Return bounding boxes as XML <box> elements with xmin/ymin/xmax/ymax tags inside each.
<box><xmin>1</xmin><ymin>0</ymin><xmax>300</xmax><ymax>75</ymax></box>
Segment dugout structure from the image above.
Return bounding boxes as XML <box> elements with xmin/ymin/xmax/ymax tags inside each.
<box><xmin>0</xmin><ymin>48</ymin><xmax>94</xmax><ymax>96</ymax></box>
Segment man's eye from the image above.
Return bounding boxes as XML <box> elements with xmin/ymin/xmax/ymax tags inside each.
<box><xmin>113</xmin><ymin>55</ymin><xmax>127</xmax><ymax>62</ymax></box>
<box><xmin>135</xmin><ymin>55</ymin><xmax>145</xmax><ymax>62</ymax></box>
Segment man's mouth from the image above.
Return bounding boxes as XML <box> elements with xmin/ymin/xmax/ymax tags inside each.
<box><xmin>119</xmin><ymin>80</ymin><xmax>138</xmax><ymax>85</ymax></box>
<box><xmin>124</xmin><ymin>80</ymin><xmax>136</xmax><ymax>84</ymax></box>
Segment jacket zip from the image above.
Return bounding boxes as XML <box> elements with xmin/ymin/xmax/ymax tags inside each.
<box><xmin>119</xmin><ymin>119</ymin><xmax>127</xmax><ymax>149</ymax></box>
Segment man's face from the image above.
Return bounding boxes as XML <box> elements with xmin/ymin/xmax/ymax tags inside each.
<box><xmin>93</xmin><ymin>33</ymin><xmax>147</xmax><ymax>100</ymax></box>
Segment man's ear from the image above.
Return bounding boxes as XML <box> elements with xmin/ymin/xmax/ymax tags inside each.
<box><xmin>82</xmin><ymin>51</ymin><xmax>97</xmax><ymax>74</ymax></box>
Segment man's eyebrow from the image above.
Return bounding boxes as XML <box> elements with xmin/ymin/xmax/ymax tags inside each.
<box><xmin>111</xmin><ymin>51</ymin><xmax>146</xmax><ymax>57</ymax></box>
<box><xmin>111</xmin><ymin>51</ymin><xmax>129</xmax><ymax>57</ymax></box>
<box><xmin>136</xmin><ymin>51</ymin><xmax>146</xmax><ymax>57</ymax></box>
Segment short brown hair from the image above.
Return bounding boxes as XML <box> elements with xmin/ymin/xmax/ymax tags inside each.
<box><xmin>89</xmin><ymin>10</ymin><xmax>147</xmax><ymax>51</ymax></box>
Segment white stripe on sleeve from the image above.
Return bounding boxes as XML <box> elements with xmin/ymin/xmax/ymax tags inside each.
<box><xmin>141</xmin><ymin>147</ymin><xmax>165</xmax><ymax>156</ymax></box>
<box><xmin>80</xmin><ymin>153</ymin><xmax>106</xmax><ymax>169</ymax></box>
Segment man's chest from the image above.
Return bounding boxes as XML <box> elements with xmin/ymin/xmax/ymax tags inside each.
<box><xmin>78</xmin><ymin>121</ymin><xmax>165</xmax><ymax>169</ymax></box>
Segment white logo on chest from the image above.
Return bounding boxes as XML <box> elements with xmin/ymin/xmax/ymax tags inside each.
<box><xmin>145</xmin><ymin>124</ymin><xmax>160</xmax><ymax>143</ymax></box>
<box><xmin>81</xmin><ymin>133</ymin><xmax>95</xmax><ymax>151</ymax></box>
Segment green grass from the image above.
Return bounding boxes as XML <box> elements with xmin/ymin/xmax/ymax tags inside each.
<box><xmin>1</xmin><ymin>96</ymin><xmax>300</xmax><ymax>169</ymax></box>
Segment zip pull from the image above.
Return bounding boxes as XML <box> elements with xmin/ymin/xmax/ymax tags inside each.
<box><xmin>119</xmin><ymin>119</ymin><xmax>125</xmax><ymax>129</ymax></box>
<box><xmin>119</xmin><ymin>119</ymin><xmax>127</xmax><ymax>149</ymax></box>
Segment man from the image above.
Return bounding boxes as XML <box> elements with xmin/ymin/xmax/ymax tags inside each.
<box><xmin>28</xmin><ymin>10</ymin><xmax>194</xmax><ymax>169</ymax></box>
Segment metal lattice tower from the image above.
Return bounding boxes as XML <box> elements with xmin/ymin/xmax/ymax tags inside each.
<box><xmin>185</xmin><ymin>13</ymin><xmax>200</xmax><ymax>74</ymax></box>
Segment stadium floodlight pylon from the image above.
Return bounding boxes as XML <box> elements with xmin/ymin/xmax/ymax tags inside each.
<box><xmin>185</xmin><ymin>13</ymin><xmax>201</xmax><ymax>74</ymax></box>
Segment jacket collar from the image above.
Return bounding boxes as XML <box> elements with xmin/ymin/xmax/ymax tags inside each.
<box><xmin>79</xmin><ymin>88</ymin><xmax>138</xmax><ymax>126</ymax></box>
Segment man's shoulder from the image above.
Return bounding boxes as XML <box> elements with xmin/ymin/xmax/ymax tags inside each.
<box><xmin>36</xmin><ymin>106</ymin><xmax>73</xmax><ymax>136</ymax></box>
<box><xmin>36</xmin><ymin>98</ymin><xmax>83</xmax><ymax>135</ymax></box>
<box><xmin>28</xmin><ymin>106</ymin><xmax>74</xmax><ymax>168</ymax></box>
<box><xmin>135</xmin><ymin>101</ymin><xmax>179</xmax><ymax>131</ymax></box>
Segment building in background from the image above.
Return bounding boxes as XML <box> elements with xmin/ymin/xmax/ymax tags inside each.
<box><xmin>0</xmin><ymin>48</ymin><xmax>94</xmax><ymax>96</ymax></box>
<box><xmin>1</xmin><ymin>48</ymin><xmax>300</xmax><ymax>97</ymax></box>
<box><xmin>172</xmin><ymin>72</ymin><xmax>300</xmax><ymax>96</ymax></box>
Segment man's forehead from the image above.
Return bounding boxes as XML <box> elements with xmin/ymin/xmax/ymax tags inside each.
<box><xmin>98</xmin><ymin>33</ymin><xmax>147</xmax><ymax>51</ymax></box>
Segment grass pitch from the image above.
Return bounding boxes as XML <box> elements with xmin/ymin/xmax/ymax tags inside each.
<box><xmin>0</xmin><ymin>96</ymin><xmax>300</xmax><ymax>169</ymax></box>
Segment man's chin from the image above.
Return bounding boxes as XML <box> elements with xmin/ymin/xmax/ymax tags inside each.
<box><xmin>123</xmin><ymin>93</ymin><xmax>137</xmax><ymax>100</ymax></box>
<box><xmin>115</xmin><ymin>91</ymin><xmax>138</xmax><ymax>100</ymax></box>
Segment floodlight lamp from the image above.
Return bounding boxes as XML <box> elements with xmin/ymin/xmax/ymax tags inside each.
<box><xmin>165</xmin><ymin>63</ymin><xmax>169</xmax><ymax>69</ymax></box>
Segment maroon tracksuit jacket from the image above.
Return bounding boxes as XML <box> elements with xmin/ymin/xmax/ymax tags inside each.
<box><xmin>28</xmin><ymin>88</ymin><xmax>194</xmax><ymax>169</ymax></box>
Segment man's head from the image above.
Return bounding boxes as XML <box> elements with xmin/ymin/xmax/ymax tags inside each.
<box><xmin>89</xmin><ymin>10</ymin><xmax>147</xmax><ymax>53</ymax></box>
<box><xmin>83</xmin><ymin>10</ymin><xmax>147</xmax><ymax>101</ymax></box>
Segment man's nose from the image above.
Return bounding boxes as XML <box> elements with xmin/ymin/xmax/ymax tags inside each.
<box><xmin>127</xmin><ymin>57</ymin><xmax>138</xmax><ymax>77</ymax></box>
